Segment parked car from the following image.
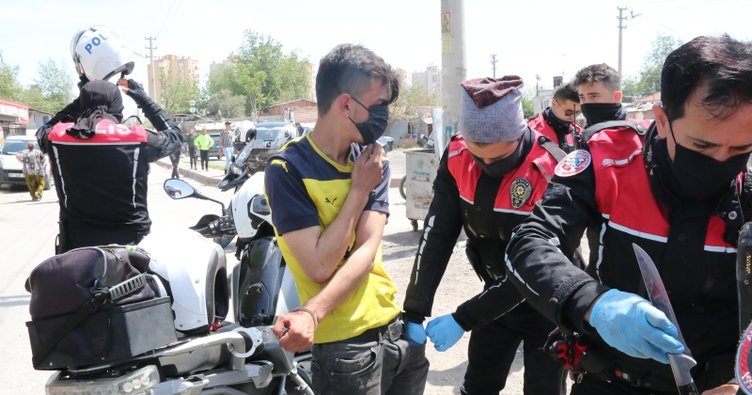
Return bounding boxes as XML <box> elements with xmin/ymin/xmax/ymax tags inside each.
<box><xmin>243</xmin><ymin>122</ymin><xmax>300</xmax><ymax>173</ymax></box>
<box><xmin>0</xmin><ymin>135</ymin><xmax>53</xmax><ymax>190</ymax></box>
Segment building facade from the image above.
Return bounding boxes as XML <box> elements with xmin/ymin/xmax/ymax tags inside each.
<box><xmin>147</xmin><ymin>54</ymin><xmax>200</xmax><ymax>104</ymax></box>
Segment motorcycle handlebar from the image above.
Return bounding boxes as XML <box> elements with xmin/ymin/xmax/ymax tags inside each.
<box><xmin>192</xmin><ymin>216</ymin><xmax>236</xmax><ymax>238</ymax></box>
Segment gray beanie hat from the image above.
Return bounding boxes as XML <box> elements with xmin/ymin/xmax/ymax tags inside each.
<box><xmin>459</xmin><ymin>76</ymin><xmax>526</xmax><ymax>143</ymax></box>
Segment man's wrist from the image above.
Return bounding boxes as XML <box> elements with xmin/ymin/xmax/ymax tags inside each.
<box><xmin>293</xmin><ymin>307</ymin><xmax>319</xmax><ymax>328</ymax></box>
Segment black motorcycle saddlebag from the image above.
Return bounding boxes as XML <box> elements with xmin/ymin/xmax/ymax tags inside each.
<box><xmin>25</xmin><ymin>245</ymin><xmax>177</xmax><ymax>370</ymax></box>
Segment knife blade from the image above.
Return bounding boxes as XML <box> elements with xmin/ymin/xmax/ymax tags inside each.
<box><xmin>632</xmin><ymin>243</ymin><xmax>700</xmax><ymax>395</ymax></box>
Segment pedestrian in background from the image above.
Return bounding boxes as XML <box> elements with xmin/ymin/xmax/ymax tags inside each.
<box><xmin>219</xmin><ymin>121</ymin><xmax>234</xmax><ymax>173</ymax></box>
<box><xmin>170</xmin><ymin>150</ymin><xmax>180</xmax><ymax>178</ymax></box>
<box><xmin>186</xmin><ymin>128</ymin><xmax>198</xmax><ymax>170</ymax></box>
<box><xmin>16</xmin><ymin>142</ymin><xmax>47</xmax><ymax>201</ymax></box>
<box><xmin>195</xmin><ymin>128</ymin><xmax>214</xmax><ymax>171</ymax></box>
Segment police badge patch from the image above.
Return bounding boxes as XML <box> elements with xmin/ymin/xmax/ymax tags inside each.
<box><xmin>510</xmin><ymin>178</ymin><xmax>532</xmax><ymax>208</ymax></box>
<box><xmin>736</xmin><ymin>321</ymin><xmax>752</xmax><ymax>394</ymax></box>
<box><xmin>555</xmin><ymin>149</ymin><xmax>592</xmax><ymax>177</ymax></box>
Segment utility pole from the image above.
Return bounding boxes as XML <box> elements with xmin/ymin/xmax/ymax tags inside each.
<box><xmin>440</xmin><ymin>0</ymin><xmax>466</xmax><ymax>153</ymax></box>
<box><xmin>490</xmin><ymin>54</ymin><xmax>497</xmax><ymax>79</ymax></box>
<box><xmin>617</xmin><ymin>6</ymin><xmax>640</xmax><ymax>77</ymax></box>
<box><xmin>144</xmin><ymin>36</ymin><xmax>157</xmax><ymax>100</ymax></box>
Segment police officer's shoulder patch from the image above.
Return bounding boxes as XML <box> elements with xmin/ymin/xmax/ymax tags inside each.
<box><xmin>554</xmin><ymin>149</ymin><xmax>592</xmax><ymax>177</ymax></box>
<box><xmin>510</xmin><ymin>178</ymin><xmax>532</xmax><ymax>208</ymax></box>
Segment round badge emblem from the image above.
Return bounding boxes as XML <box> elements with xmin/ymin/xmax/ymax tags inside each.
<box><xmin>510</xmin><ymin>178</ymin><xmax>532</xmax><ymax>209</ymax></box>
<box><xmin>555</xmin><ymin>149</ymin><xmax>592</xmax><ymax>177</ymax></box>
<box><xmin>736</xmin><ymin>321</ymin><xmax>752</xmax><ymax>394</ymax></box>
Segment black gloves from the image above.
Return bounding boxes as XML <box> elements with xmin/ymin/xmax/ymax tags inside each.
<box><xmin>123</xmin><ymin>79</ymin><xmax>150</xmax><ymax>104</ymax></box>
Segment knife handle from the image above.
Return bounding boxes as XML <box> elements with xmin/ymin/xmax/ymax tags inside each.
<box><xmin>676</xmin><ymin>383</ymin><xmax>700</xmax><ymax>395</ymax></box>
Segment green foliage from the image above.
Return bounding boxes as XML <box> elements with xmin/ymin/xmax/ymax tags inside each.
<box><xmin>391</xmin><ymin>74</ymin><xmax>436</xmax><ymax>122</ymax></box>
<box><xmin>521</xmin><ymin>90</ymin><xmax>534</xmax><ymax>119</ymax></box>
<box><xmin>0</xmin><ymin>52</ymin><xmax>23</xmax><ymax>101</ymax></box>
<box><xmin>32</xmin><ymin>59</ymin><xmax>73</xmax><ymax>113</ymax></box>
<box><xmin>159</xmin><ymin>70</ymin><xmax>199</xmax><ymax>114</ymax></box>
<box><xmin>205</xmin><ymin>89</ymin><xmax>246</xmax><ymax>118</ymax></box>
<box><xmin>204</xmin><ymin>30</ymin><xmax>312</xmax><ymax>116</ymax></box>
<box><xmin>622</xmin><ymin>35</ymin><xmax>683</xmax><ymax>100</ymax></box>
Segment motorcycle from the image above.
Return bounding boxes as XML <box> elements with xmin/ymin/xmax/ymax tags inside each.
<box><xmin>40</xmin><ymin>177</ymin><xmax>312</xmax><ymax>394</ymax></box>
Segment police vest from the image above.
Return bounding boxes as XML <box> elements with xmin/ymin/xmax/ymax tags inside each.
<box><xmin>585</xmin><ymin>125</ymin><xmax>737</xmax><ymax>373</ymax></box>
<box><xmin>445</xmin><ymin>132</ymin><xmax>560</xmax><ymax>279</ymax></box>
<box><xmin>47</xmin><ymin>119</ymin><xmax>151</xmax><ymax>229</ymax></box>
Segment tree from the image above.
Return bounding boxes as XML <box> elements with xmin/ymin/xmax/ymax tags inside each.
<box><xmin>205</xmin><ymin>30</ymin><xmax>312</xmax><ymax>115</ymax></box>
<box><xmin>390</xmin><ymin>73</ymin><xmax>436</xmax><ymax>124</ymax></box>
<box><xmin>521</xmin><ymin>90</ymin><xmax>534</xmax><ymax>119</ymax></box>
<box><xmin>33</xmin><ymin>59</ymin><xmax>74</xmax><ymax>113</ymax></box>
<box><xmin>159</xmin><ymin>70</ymin><xmax>199</xmax><ymax>114</ymax></box>
<box><xmin>0</xmin><ymin>52</ymin><xmax>22</xmax><ymax>101</ymax></box>
<box><xmin>622</xmin><ymin>35</ymin><xmax>683</xmax><ymax>99</ymax></box>
<box><xmin>205</xmin><ymin>89</ymin><xmax>246</xmax><ymax>118</ymax></box>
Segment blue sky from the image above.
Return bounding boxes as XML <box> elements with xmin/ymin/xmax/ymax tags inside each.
<box><xmin>2</xmin><ymin>0</ymin><xmax>751</xmax><ymax>95</ymax></box>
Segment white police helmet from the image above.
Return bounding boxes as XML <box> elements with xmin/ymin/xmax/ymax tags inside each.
<box><xmin>70</xmin><ymin>26</ymin><xmax>135</xmax><ymax>81</ymax></box>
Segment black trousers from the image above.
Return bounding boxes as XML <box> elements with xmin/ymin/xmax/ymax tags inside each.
<box><xmin>188</xmin><ymin>147</ymin><xmax>197</xmax><ymax>169</ymax></box>
<box><xmin>199</xmin><ymin>149</ymin><xmax>209</xmax><ymax>170</ymax></box>
<box><xmin>170</xmin><ymin>152</ymin><xmax>180</xmax><ymax>178</ymax></box>
<box><xmin>461</xmin><ymin>302</ymin><xmax>565</xmax><ymax>395</ymax></box>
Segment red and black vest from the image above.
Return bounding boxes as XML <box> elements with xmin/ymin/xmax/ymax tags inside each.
<box><xmin>586</xmin><ymin>126</ymin><xmax>738</xmax><ymax>373</ymax></box>
<box><xmin>446</xmin><ymin>132</ymin><xmax>559</xmax><ymax>280</ymax></box>
<box><xmin>47</xmin><ymin>119</ymin><xmax>152</xmax><ymax>233</ymax></box>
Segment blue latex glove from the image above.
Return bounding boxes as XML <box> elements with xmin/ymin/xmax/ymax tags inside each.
<box><xmin>404</xmin><ymin>321</ymin><xmax>427</xmax><ymax>345</ymax></box>
<box><xmin>426</xmin><ymin>314</ymin><xmax>465</xmax><ymax>352</ymax></box>
<box><xmin>588</xmin><ymin>289</ymin><xmax>685</xmax><ymax>364</ymax></box>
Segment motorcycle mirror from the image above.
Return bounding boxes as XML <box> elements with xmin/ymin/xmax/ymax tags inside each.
<box><xmin>164</xmin><ymin>178</ymin><xmax>227</xmax><ymax>214</ymax></box>
<box><xmin>164</xmin><ymin>179</ymin><xmax>196</xmax><ymax>199</ymax></box>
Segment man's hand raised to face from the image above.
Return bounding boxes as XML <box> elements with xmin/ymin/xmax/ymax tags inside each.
<box><xmin>351</xmin><ymin>144</ymin><xmax>384</xmax><ymax>194</ymax></box>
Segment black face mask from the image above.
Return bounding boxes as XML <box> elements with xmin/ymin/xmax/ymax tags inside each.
<box><xmin>666</xmin><ymin>120</ymin><xmax>749</xmax><ymax>200</ymax></box>
<box><xmin>544</xmin><ymin>107</ymin><xmax>572</xmax><ymax>134</ymax></box>
<box><xmin>349</xmin><ymin>97</ymin><xmax>389</xmax><ymax>145</ymax></box>
<box><xmin>580</xmin><ymin>102</ymin><xmax>625</xmax><ymax>126</ymax></box>
<box><xmin>471</xmin><ymin>129</ymin><xmax>532</xmax><ymax>178</ymax></box>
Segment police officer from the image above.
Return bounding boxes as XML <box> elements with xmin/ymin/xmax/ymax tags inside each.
<box><xmin>403</xmin><ymin>76</ymin><xmax>567</xmax><ymax>395</ymax></box>
<box><xmin>528</xmin><ymin>81</ymin><xmax>582</xmax><ymax>153</ymax></box>
<box><xmin>505</xmin><ymin>35</ymin><xmax>752</xmax><ymax>394</ymax></box>
<box><xmin>38</xmin><ymin>27</ymin><xmax>184</xmax><ymax>253</ymax></box>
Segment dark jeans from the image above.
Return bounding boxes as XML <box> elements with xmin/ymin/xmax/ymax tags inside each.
<box><xmin>311</xmin><ymin>321</ymin><xmax>429</xmax><ymax>395</ymax></box>
<box><xmin>461</xmin><ymin>302</ymin><xmax>565</xmax><ymax>395</ymax></box>
<box><xmin>199</xmin><ymin>149</ymin><xmax>209</xmax><ymax>170</ymax></box>
<box><xmin>170</xmin><ymin>152</ymin><xmax>180</xmax><ymax>178</ymax></box>
<box><xmin>188</xmin><ymin>147</ymin><xmax>197</xmax><ymax>169</ymax></box>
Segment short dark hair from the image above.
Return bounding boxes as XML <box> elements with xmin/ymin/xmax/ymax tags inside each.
<box><xmin>662</xmin><ymin>35</ymin><xmax>752</xmax><ymax>121</ymax></box>
<box><xmin>553</xmin><ymin>81</ymin><xmax>580</xmax><ymax>103</ymax></box>
<box><xmin>574</xmin><ymin>63</ymin><xmax>621</xmax><ymax>92</ymax></box>
<box><xmin>315</xmin><ymin>44</ymin><xmax>399</xmax><ymax>116</ymax></box>
<box><xmin>225</xmin><ymin>121</ymin><xmax>232</xmax><ymax>126</ymax></box>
